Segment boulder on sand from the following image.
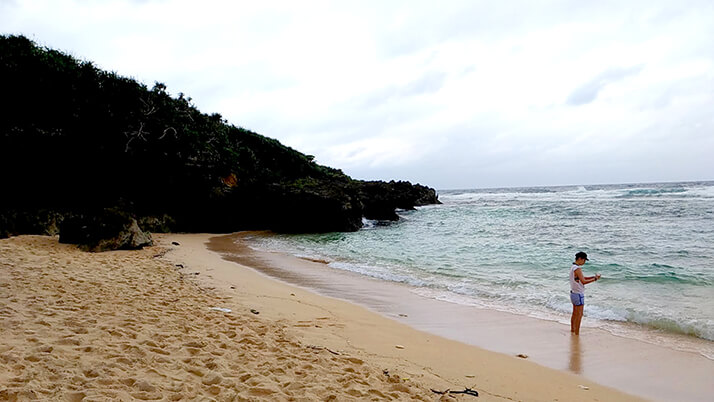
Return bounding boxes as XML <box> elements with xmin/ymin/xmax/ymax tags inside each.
<box><xmin>59</xmin><ymin>209</ymin><xmax>153</xmax><ymax>252</ymax></box>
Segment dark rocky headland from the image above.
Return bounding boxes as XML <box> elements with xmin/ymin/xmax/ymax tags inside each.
<box><xmin>0</xmin><ymin>35</ymin><xmax>439</xmax><ymax>250</ymax></box>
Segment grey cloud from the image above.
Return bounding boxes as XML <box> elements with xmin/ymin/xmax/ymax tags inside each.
<box><xmin>401</xmin><ymin>71</ymin><xmax>447</xmax><ymax>96</ymax></box>
<box><xmin>375</xmin><ymin>1</ymin><xmax>634</xmax><ymax>60</ymax></box>
<box><xmin>0</xmin><ymin>0</ymin><xmax>17</xmax><ymax>12</ymax></box>
<box><xmin>359</xmin><ymin>71</ymin><xmax>447</xmax><ymax>108</ymax></box>
<box><xmin>566</xmin><ymin>65</ymin><xmax>643</xmax><ymax>106</ymax></box>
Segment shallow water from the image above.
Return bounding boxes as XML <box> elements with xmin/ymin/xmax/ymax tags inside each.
<box><xmin>246</xmin><ymin>181</ymin><xmax>714</xmax><ymax>356</ymax></box>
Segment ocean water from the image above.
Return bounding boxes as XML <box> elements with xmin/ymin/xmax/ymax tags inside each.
<box><xmin>245</xmin><ymin>181</ymin><xmax>714</xmax><ymax>354</ymax></box>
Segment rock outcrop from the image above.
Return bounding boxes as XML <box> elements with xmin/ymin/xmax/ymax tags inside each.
<box><xmin>358</xmin><ymin>181</ymin><xmax>440</xmax><ymax>221</ymax></box>
<box><xmin>59</xmin><ymin>209</ymin><xmax>153</xmax><ymax>252</ymax></box>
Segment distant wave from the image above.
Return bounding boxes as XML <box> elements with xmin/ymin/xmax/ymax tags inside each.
<box><xmin>617</xmin><ymin>188</ymin><xmax>688</xmax><ymax>198</ymax></box>
<box><xmin>628</xmin><ymin>272</ymin><xmax>711</xmax><ymax>286</ymax></box>
<box><xmin>597</xmin><ymin>263</ymin><xmax>713</xmax><ymax>286</ymax></box>
<box><xmin>442</xmin><ymin>181</ymin><xmax>714</xmax><ymax>201</ymax></box>
<box><xmin>515</xmin><ymin>188</ymin><xmax>557</xmax><ymax>194</ymax></box>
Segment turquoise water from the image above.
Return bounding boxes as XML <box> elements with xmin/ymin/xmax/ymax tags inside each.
<box><xmin>247</xmin><ymin>181</ymin><xmax>714</xmax><ymax>347</ymax></box>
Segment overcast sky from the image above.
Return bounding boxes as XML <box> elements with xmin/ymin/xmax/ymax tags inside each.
<box><xmin>2</xmin><ymin>0</ymin><xmax>713</xmax><ymax>189</ymax></box>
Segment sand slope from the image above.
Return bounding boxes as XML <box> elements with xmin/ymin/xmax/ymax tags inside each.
<box><xmin>0</xmin><ymin>236</ymin><xmax>434</xmax><ymax>401</ymax></box>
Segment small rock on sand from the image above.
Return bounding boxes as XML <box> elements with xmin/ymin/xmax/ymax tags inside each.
<box><xmin>395</xmin><ymin>345</ymin><xmax>405</xmax><ymax>349</ymax></box>
<box><xmin>202</xmin><ymin>373</ymin><xmax>222</xmax><ymax>386</ymax></box>
<box><xmin>135</xmin><ymin>380</ymin><xmax>156</xmax><ymax>392</ymax></box>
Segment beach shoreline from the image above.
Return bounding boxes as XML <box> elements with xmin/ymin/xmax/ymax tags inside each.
<box><xmin>207</xmin><ymin>231</ymin><xmax>714</xmax><ymax>402</ymax></box>
<box><xmin>219</xmin><ymin>231</ymin><xmax>714</xmax><ymax>359</ymax></box>
<box><xmin>185</xmin><ymin>232</ymin><xmax>651</xmax><ymax>401</ymax></box>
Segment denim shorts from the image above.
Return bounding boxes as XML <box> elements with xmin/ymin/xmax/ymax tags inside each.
<box><xmin>570</xmin><ymin>291</ymin><xmax>585</xmax><ymax>306</ymax></box>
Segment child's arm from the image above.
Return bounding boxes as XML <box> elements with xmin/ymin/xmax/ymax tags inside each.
<box><xmin>575</xmin><ymin>269</ymin><xmax>600</xmax><ymax>285</ymax></box>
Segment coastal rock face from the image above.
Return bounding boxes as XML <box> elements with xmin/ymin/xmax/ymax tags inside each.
<box><xmin>137</xmin><ymin>214</ymin><xmax>177</xmax><ymax>233</ymax></box>
<box><xmin>263</xmin><ymin>180</ymin><xmax>364</xmax><ymax>233</ymax></box>
<box><xmin>358</xmin><ymin>181</ymin><xmax>441</xmax><ymax>221</ymax></box>
<box><xmin>59</xmin><ymin>209</ymin><xmax>153</xmax><ymax>252</ymax></box>
<box><xmin>0</xmin><ymin>35</ymin><xmax>440</xmax><ymax>238</ymax></box>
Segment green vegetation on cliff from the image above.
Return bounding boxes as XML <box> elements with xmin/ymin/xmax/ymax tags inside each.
<box><xmin>0</xmin><ymin>35</ymin><xmax>438</xmax><ymax>239</ymax></box>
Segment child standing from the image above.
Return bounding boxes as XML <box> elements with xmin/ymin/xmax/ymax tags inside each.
<box><xmin>570</xmin><ymin>251</ymin><xmax>601</xmax><ymax>335</ymax></box>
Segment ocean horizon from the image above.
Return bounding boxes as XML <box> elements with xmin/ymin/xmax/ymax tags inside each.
<box><xmin>243</xmin><ymin>180</ymin><xmax>714</xmax><ymax>358</ymax></box>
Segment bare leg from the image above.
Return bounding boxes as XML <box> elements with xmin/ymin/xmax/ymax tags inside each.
<box><xmin>573</xmin><ymin>305</ymin><xmax>584</xmax><ymax>335</ymax></box>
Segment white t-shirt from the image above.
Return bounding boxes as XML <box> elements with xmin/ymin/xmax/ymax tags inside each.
<box><xmin>570</xmin><ymin>263</ymin><xmax>585</xmax><ymax>294</ymax></box>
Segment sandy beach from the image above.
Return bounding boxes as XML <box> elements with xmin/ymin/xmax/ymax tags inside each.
<box><xmin>1</xmin><ymin>234</ymin><xmax>652</xmax><ymax>400</ymax></box>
